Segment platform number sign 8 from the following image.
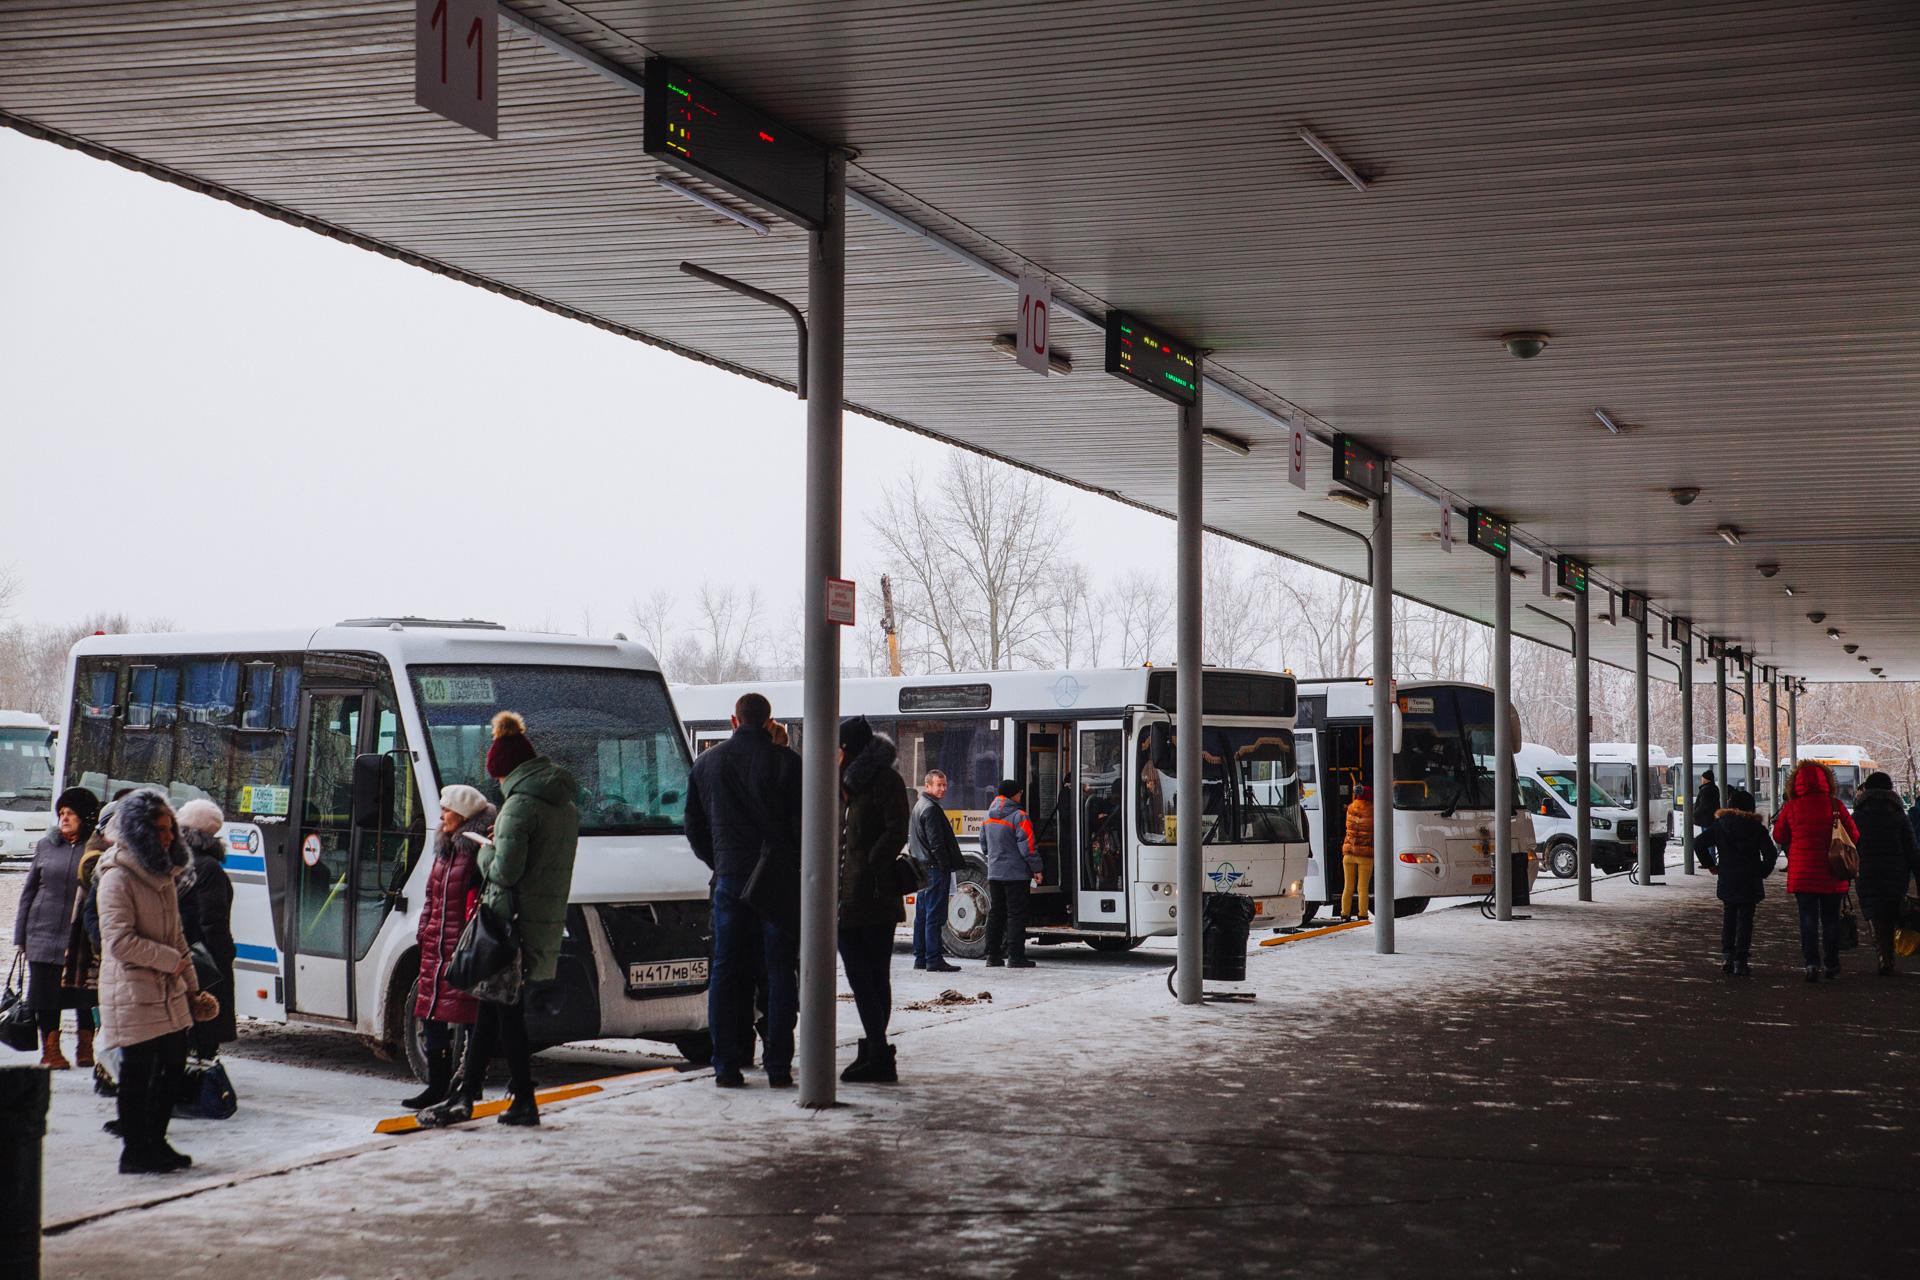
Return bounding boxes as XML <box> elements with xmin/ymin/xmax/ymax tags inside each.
<box><xmin>1017</xmin><ymin>274</ymin><xmax>1052</xmax><ymax>375</ymax></box>
<box><xmin>415</xmin><ymin>0</ymin><xmax>498</xmax><ymax>139</ymax></box>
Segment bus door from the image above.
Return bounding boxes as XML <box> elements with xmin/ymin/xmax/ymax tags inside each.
<box><xmin>1019</xmin><ymin>723</ymin><xmax>1072</xmax><ymax>909</ymax></box>
<box><xmin>288</xmin><ymin>687</ymin><xmax>415</xmax><ymax>1022</ymax></box>
<box><xmin>1075</xmin><ymin>721</ymin><xmax>1126</xmax><ymax>926</ymax></box>
<box><xmin>1321</xmin><ymin>722</ymin><xmax>1371</xmax><ymax>905</ymax></box>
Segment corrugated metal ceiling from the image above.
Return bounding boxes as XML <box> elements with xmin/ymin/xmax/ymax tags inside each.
<box><xmin>2</xmin><ymin>0</ymin><xmax>1914</xmax><ymax>681</ymax></box>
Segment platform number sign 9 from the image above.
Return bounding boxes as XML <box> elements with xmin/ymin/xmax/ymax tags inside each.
<box><xmin>415</xmin><ymin>0</ymin><xmax>498</xmax><ymax>139</ymax></box>
<box><xmin>1016</xmin><ymin>274</ymin><xmax>1051</xmax><ymax>376</ymax></box>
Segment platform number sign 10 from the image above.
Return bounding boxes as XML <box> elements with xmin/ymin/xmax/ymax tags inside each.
<box><xmin>415</xmin><ymin>0</ymin><xmax>498</xmax><ymax>139</ymax></box>
<box><xmin>1016</xmin><ymin>273</ymin><xmax>1052</xmax><ymax>376</ymax></box>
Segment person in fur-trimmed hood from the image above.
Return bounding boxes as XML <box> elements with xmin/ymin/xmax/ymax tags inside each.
<box><xmin>1695</xmin><ymin>787</ymin><xmax>1780</xmax><ymax>977</ymax></box>
<box><xmin>836</xmin><ymin>715</ymin><xmax>909</xmax><ymax>1084</ymax></box>
<box><xmin>1849</xmin><ymin>772</ymin><xmax>1920</xmax><ymax>976</ymax></box>
<box><xmin>96</xmin><ymin>788</ymin><xmax>215</xmax><ymax>1174</ymax></box>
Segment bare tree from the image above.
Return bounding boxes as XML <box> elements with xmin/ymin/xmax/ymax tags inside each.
<box><xmin>675</xmin><ymin>584</ymin><xmax>764</xmax><ymax>684</ymax></box>
<box><xmin>868</xmin><ymin>454</ymin><xmax>1069</xmax><ymax>671</ymax></box>
<box><xmin>630</xmin><ymin>589</ymin><xmax>676</xmax><ymax>666</ymax></box>
<box><xmin>1203</xmin><ymin>536</ymin><xmax>1278</xmax><ymax>667</ymax></box>
<box><xmin>1039</xmin><ymin>562</ymin><xmax>1101</xmax><ymax>667</ymax></box>
<box><xmin>0</xmin><ymin>612</ymin><xmax>177</xmax><ymax>721</ymax></box>
<box><xmin>1270</xmin><ymin>562</ymin><xmax>1370</xmax><ymax>678</ymax></box>
<box><xmin>1106</xmin><ymin>569</ymin><xmax>1172</xmax><ymax>666</ymax></box>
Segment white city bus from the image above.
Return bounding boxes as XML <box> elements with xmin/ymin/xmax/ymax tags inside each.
<box><xmin>0</xmin><ymin>710</ymin><xmax>57</xmax><ymax>863</ymax></box>
<box><xmin>1784</xmin><ymin>745</ymin><xmax>1878</xmax><ymax>806</ymax></box>
<box><xmin>59</xmin><ymin>620</ymin><xmax>714</xmax><ymax>1076</ymax></box>
<box><xmin>1588</xmin><ymin>743</ymin><xmax>1675</xmax><ymax>857</ymax></box>
<box><xmin>675</xmin><ymin>667</ymin><xmax>1309</xmax><ymax>954</ymax></box>
<box><xmin>1293</xmin><ymin>680</ymin><xmax>1537</xmax><ymax>920</ymax></box>
<box><xmin>1681</xmin><ymin>745</ymin><xmax>1774</xmax><ymax>813</ymax></box>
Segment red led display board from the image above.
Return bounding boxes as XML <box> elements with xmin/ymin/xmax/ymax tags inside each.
<box><xmin>1467</xmin><ymin>507</ymin><xmax>1510</xmax><ymax>557</ymax></box>
<box><xmin>1556</xmin><ymin>556</ymin><xmax>1589</xmax><ymax>594</ymax></box>
<box><xmin>1104</xmin><ymin>313</ymin><xmax>1199</xmax><ymax>406</ymax></box>
<box><xmin>1332</xmin><ymin>434</ymin><xmax>1387</xmax><ymax>500</ymax></box>
<box><xmin>643</xmin><ymin>59</ymin><xmax>826</xmax><ymax>228</ymax></box>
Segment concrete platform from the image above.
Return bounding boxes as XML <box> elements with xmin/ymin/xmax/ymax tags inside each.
<box><xmin>39</xmin><ymin>873</ymin><xmax>1920</xmax><ymax>1278</ymax></box>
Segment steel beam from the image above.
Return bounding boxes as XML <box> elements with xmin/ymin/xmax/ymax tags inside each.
<box><xmin>1493</xmin><ymin>555</ymin><xmax>1514</xmax><ymax>920</ymax></box>
<box><xmin>1680</xmin><ymin>634</ymin><xmax>1695</xmax><ymax>875</ymax></box>
<box><xmin>1636</xmin><ymin>618</ymin><xmax>1653</xmax><ymax>884</ymax></box>
<box><xmin>1174</xmin><ymin>393</ymin><xmax>1204</xmax><ymax>1004</ymax></box>
<box><xmin>1768</xmin><ymin>676</ymin><xmax>1781</xmax><ymax>815</ymax></box>
<box><xmin>1717</xmin><ymin>655</ymin><xmax>1729</xmax><ymax>824</ymax></box>
<box><xmin>1372</xmin><ymin>475</ymin><xmax>1396</xmax><ymax>953</ymax></box>
<box><xmin>796</xmin><ymin>152</ymin><xmax>846</xmax><ymax>1109</ymax></box>
<box><xmin>1575</xmin><ymin>585</ymin><xmax>1592</xmax><ymax>901</ymax></box>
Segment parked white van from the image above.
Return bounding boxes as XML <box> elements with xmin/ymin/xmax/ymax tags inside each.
<box><xmin>1515</xmin><ymin>743</ymin><xmax>1641</xmax><ymax>878</ymax></box>
<box><xmin>0</xmin><ymin>710</ymin><xmax>57</xmax><ymax>863</ymax></box>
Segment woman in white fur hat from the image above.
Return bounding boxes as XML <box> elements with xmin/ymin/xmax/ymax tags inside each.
<box><xmin>404</xmin><ymin>783</ymin><xmax>495</xmax><ymax>1110</ymax></box>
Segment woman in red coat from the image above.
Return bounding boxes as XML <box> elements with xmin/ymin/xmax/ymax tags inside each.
<box><xmin>405</xmin><ymin>784</ymin><xmax>493</xmax><ymax>1109</ymax></box>
<box><xmin>1771</xmin><ymin>760</ymin><xmax>1860</xmax><ymax>982</ymax></box>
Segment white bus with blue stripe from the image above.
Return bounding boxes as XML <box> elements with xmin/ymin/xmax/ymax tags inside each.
<box><xmin>58</xmin><ymin>619</ymin><xmax>714</xmax><ymax>1078</ymax></box>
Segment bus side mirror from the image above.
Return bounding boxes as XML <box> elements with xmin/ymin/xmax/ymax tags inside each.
<box><xmin>351</xmin><ymin>753</ymin><xmax>395</xmax><ymax>829</ymax></box>
<box><xmin>1148</xmin><ymin>723</ymin><xmax>1174</xmax><ymax>772</ymax></box>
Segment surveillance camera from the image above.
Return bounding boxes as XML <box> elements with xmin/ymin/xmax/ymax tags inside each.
<box><xmin>1500</xmin><ymin>332</ymin><xmax>1550</xmax><ymax>360</ymax></box>
<box><xmin>1806</xmin><ymin>611</ymin><xmax>1826</xmax><ymax>624</ymax></box>
<box><xmin>1669</xmin><ymin>486</ymin><xmax>1701</xmax><ymax>506</ymax></box>
<box><xmin>1757</xmin><ymin>562</ymin><xmax>1780</xmax><ymax>578</ymax></box>
<box><xmin>1844</xmin><ymin>644</ymin><xmax>1859</xmax><ymax>655</ymax></box>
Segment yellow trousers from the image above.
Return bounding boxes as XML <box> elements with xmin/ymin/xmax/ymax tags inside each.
<box><xmin>1341</xmin><ymin>855</ymin><xmax>1373</xmax><ymax>919</ymax></box>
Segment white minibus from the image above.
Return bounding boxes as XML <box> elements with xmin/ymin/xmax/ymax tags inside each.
<box><xmin>60</xmin><ymin>619</ymin><xmax>714</xmax><ymax>1077</ymax></box>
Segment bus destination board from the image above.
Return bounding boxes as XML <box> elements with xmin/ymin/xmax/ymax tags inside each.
<box><xmin>1104</xmin><ymin>313</ymin><xmax>1199</xmax><ymax>406</ymax></box>
<box><xmin>1466</xmin><ymin>507</ymin><xmax>1510</xmax><ymax>557</ymax></box>
<box><xmin>1622</xmin><ymin>590</ymin><xmax>1648</xmax><ymax>623</ymax></box>
<box><xmin>1332</xmin><ymin>434</ymin><xmax>1386</xmax><ymax>500</ymax></box>
<box><xmin>643</xmin><ymin>58</ymin><xmax>827</xmax><ymax>228</ymax></box>
<box><xmin>1556</xmin><ymin>556</ymin><xmax>1589</xmax><ymax>594</ymax></box>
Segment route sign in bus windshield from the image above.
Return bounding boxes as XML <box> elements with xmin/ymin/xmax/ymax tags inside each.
<box><xmin>1104</xmin><ymin>313</ymin><xmax>1199</xmax><ymax>406</ymax></box>
<box><xmin>1556</xmin><ymin>556</ymin><xmax>1589</xmax><ymax>594</ymax></box>
<box><xmin>1332</xmin><ymin>434</ymin><xmax>1386</xmax><ymax>500</ymax></box>
<box><xmin>1467</xmin><ymin>507</ymin><xmax>1510</xmax><ymax>557</ymax></box>
<box><xmin>643</xmin><ymin>59</ymin><xmax>827</xmax><ymax>228</ymax></box>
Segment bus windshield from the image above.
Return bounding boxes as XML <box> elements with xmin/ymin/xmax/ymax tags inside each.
<box><xmin>1542</xmin><ymin>769</ymin><xmax>1620</xmax><ymax>808</ymax></box>
<box><xmin>1393</xmin><ymin>687</ymin><xmax>1498</xmax><ymax>812</ymax></box>
<box><xmin>1829</xmin><ymin>766</ymin><xmax>1864</xmax><ymax>806</ymax></box>
<box><xmin>410</xmin><ymin>665</ymin><xmax>691</xmax><ymax>836</ymax></box>
<box><xmin>0</xmin><ymin>727</ymin><xmax>55</xmax><ymax>813</ymax></box>
<box><xmin>1137</xmin><ymin>724</ymin><xmax>1307</xmax><ymax>845</ymax></box>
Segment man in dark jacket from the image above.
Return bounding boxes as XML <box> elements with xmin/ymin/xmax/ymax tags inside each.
<box><xmin>684</xmin><ymin>692</ymin><xmax>802</xmax><ymax>1088</ymax></box>
<box><xmin>1696</xmin><ymin>787</ymin><xmax>1779</xmax><ymax>977</ymax></box>
<box><xmin>837</xmin><ymin>715</ymin><xmax>909</xmax><ymax>1084</ymax></box>
<box><xmin>1850</xmin><ymin>772</ymin><xmax>1920</xmax><ymax>976</ymax></box>
<box><xmin>908</xmin><ymin>770</ymin><xmax>966</xmax><ymax>973</ymax></box>
<box><xmin>1690</xmin><ymin>769</ymin><xmax>1721</xmax><ymax>833</ymax></box>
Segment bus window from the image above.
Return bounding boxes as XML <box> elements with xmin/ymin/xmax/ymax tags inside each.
<box><xmin>894</xmin><ymin>718</ymin><xmax>1000</xmax><ymax>819</ymax></box>
<box><xmin>1137</xmin><ymin>726</ymin><xmax>1294</xmax><ymax>845</ymax></box>
<box><xmin>1220</xmin><ymin>728</ymin><xmax>1306</xmax><ymax>843</ymax></box>
<box><xmin>355</xmin><ymin>699</ymin><xmax>423</xmax><ymax>960</ymax></box>
<box><xmin>1518</xmin><ymin>776</ymin><xmax>1565</xmax><ymax>819</ymax></box>
<box><xmin>1078</xmin><ymin>729</ymin><xmax>1124</xmax><ymax>892</ymax></box>
<box><xmin>177</xmin><ymin>658</ymin><xmax>240</xmax><ymax>807</ymax></box>
<box><xmin>229</xmin><ymin>664</ymin><xmax>301</xmax><ymax>819</ymax></box>
<box><xmin>411</xmin><ymin>664</ymin><xmax>691</xmax><ymax>834</ymax></box>
<box><xmin>117</xmin><ymin>665</ymin><xmax>179</xmax><ymax>786</ymax></box>
<box><xmin>1393</xmin><ymin>688</ymin><xmax>1499</xmax><ymax>812</ymax></box>
<box><xmin>298</xmin><ymin>692</ymin><xmax>360</xmax><ymax>959</ymax></box>
<box><xmin>1592</xmin><ymin>764</ymin><xmax>1636</xmax><ymax>805</ymax></box>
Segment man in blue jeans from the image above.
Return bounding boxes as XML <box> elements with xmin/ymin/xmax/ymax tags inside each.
<box><xmin>684</xmin><ymin>693</ymin><xmax>802</xmax><ymax>1088</ymax></box>
<box><xmin>909</xmin><ymin>769</ymin><xmax>966</xmax><ymax>972</ymax></box>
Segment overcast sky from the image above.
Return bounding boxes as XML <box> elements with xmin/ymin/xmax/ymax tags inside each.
<box><xmin>0</xmin><ymin>129</ymin><xmax>1172</xmax><ymax>639</ymax></box>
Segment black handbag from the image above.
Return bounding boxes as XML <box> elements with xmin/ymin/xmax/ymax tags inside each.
<box><xmin>445</xmin><ymin>894</ymin><xmax>520</xmax><ymax>994</ymax></box>
<box><xmin>891</xmin><ymin>855</ymin><xmax>924</xmax><ymax>897</ymax></box>
<box><xmin>174</xmin><ymin>1057</ymin><xmax>238</xmax><ymax>1120</ymax></box>
<box><xmin>1</xmin><ymin>952</ymin><xmax>38</xmax><ymax>1053</ymax></box>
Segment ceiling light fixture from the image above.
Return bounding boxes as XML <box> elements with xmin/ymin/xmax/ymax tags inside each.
<box><xmin>1500</xmin><ymin>332</ymin><xmax>1551</xmax><ymax>360</ymax></box>
<box><xmin>1717</xmin><ymin>525</ymin><xmax>1743</xmax><ymax>547</ymax></box>
<box><xmin>1844</xmin><ymin>644</ymin><xmax>1860</xmax><ymax>655</ymax></box>
<box><xmin>989</xmin><ymin>334</ymin><xmax>1073</xmax><ymax>376</ymax></box>
<box><xmin>654</xmin><ymin>175</ymin><xmax>772</xmax><ymax>236</ymax></box>
<box><xmin>1872</xmin><ymin>667</ymin><xmax>1884</xmax><ymax>677</ymax></box>
<box><xmin>1593</xmin><ymin>407</ymin><xmax>1629</xmax><ymax>435</ymax></box>
<box><xmin>1326</xmin><ymin>488</ymin><xmax>1372</xmax><ymax>513</ymax></box>
<box><xmin>1757</xmin><ymin>562</ymin><xmax>1780</xmax><ymax>578</ymax></box>
<box><xmin>1783</xmin><ymin>585</ymin><xmax>1796</xmax><ymax>597</ymax></box>
<box><xmin>1202</xmin><ymin>429</ymin><xmax>1252</xmax><ymax>457</ymax></box>
<box><xmin>1296</xmin><ymin>127</ymin><xmax>1371</xmax><ymax>192</ymax></box>
<box><xmin>1826</xmin><ymin>628</ymin><xmax>1842</xmax><ymax>640</ymax></box>
<box><xmin>1807</xmin><ymin>611</ymin><xmax>1826</xmax><ymax>624</ymax></box>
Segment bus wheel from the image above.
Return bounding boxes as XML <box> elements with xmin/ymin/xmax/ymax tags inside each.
<box><xmin>1392</xmin><ymin>896</ymin><xmax>1430</xmax><ymax>918</ymax></box>
<box><xmin>672</xmin><ymin>1033</ymin><xmax>713</xmax><ymax>1067</ymax></box>
<box><xmin>943</xmin><ymin>863</ymin><xmax>992</xmax><ymax>960</ymax></box>
<box><xmin>1085</xmin><ymin>937</ymin><xmax>1142</xmax><ymax>954</ymax></box>
<box><xmin>1548</xmin><ymin>840</ymin><xmax>1578</xmax><ymax>879</ymax></box>
<box><xmin>394</xmin><ymin>957</ymin><xmax>431</xmax><ymax>1085</ymax></box>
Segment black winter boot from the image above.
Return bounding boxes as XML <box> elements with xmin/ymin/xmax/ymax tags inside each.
<box><xmin>497</xmin><ymin>1092</ymin><xmax>540</xmax><ymax>1126</ymax></box>
<box><xmin>1721</xmin><ymin>953</ymin><xmax>1734</xmax><ymax>975</ymax></box>
<box><xmin>402</xmin><ymin>1045</ymin><xmax>453</xmax><ymax>1111</ymax></box>
<box><xmin>1805</xmin><ymin>965</ymin><xmax>1821</xmax><ymax>983</ymax></box>
<box><xmin>839</xmin><ymin>1039</ymin><xmax>871</xmax><ymax>1082</ymax></box>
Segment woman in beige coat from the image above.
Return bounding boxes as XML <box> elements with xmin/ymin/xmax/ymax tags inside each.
<box><xmin>96</xmin><ymin>789</ymin><xmax>211</xmax><ymax>1175</ymax></box>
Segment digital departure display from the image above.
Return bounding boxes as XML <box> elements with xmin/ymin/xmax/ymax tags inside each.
<box><xmin>1622</xmin><ymin>591</ymin><xmax>1648</xmax><ymax>623</ymax></box>
<box><xmin>643</xmin><ymin>58</ymin><xmax>827</xmax><ymax>228</ymax></box>
<box><xmin>1332</xmin><ymin>434</ymin><xmax>1387</xmax><ymax>500</ymax></box>
<box><xmin>1467</xmin><ymin>507</ymin><xmax>1510</xmax><ymax>557</ymax></box>
<box><xmin>1104</xmin><ymin>313</ymin><xmax>1199</xmax><ymax>406</ymax></box>
<box><xmin>1556</xmin><ymin>556</ymin><xmax>1589</xmax><ymax>594</ymax></box>
<box><xmin>1707</xmin><ymin>636</ymin><xmax>1726</xmax><ymax>659</ymax></box>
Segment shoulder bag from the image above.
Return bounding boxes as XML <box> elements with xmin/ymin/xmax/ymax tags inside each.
<box><xmin>446</xmin><ymin>888</ymin><xmax>521</xmax><ymax>999</ymax></box>
<box><xmin>1827</xmin><ymin>804</ymin><xmax>1860</xmax><ymax>880</ymax></box>
<box><xmin>174</xmin><ymin>1057</ymin><xmax>239</xmax><ymax>1120</ymax></box>
<box><xmin>0</xmin><ymin>951</ymin><xmax>38</xmax><ymax>1053</ymax></box>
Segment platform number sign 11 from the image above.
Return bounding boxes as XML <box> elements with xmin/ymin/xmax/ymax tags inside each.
<box><xmin>416</xmin><ymin>0</ymin><xmax>498</xmax><ymax>139</ymax></box>
<box><xmin>1017</xmin><ymin>273</ymin><xmax>1051</xmax><ymax>376</ymax></box>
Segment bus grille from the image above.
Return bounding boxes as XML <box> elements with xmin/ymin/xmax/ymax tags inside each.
<box><xmin>598</xmin><ymin>901</ymin><xmax>711</xmax><ymax>995</ymax></box>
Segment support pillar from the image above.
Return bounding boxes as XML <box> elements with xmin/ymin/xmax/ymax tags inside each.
<box><xmin>1790</xmin><ymin>682</ymin><xmax>1800</xmax><ymax>786</ymax></box>
<box><xmin>1493</xmin><ymin>551</ymin><xmax>1514</xmax><ymax>920</ymax></box>
<box><xmin>1372</xmin><ymin>473</ymin><xmax>1396</xmax><ymax>954</ymax></box>
<box><xmin>1768</xmin><ymin>675</ymin><xmax>1781</xmax><ymax>815</ymax></box>
<box><xmin>1716</xmin><ymin>654</ymin><xmax>1729</xmax><ymax>824</ymax></box>
<box><xmin>1680</xmin><ymin>633</ymin><xmax>1695</xmax><ymax>875</ymax></box>
<box><xmin>796</xmin><ymin>152</ymin><xmax>846</xmax><ymax>1109</ymax></box>
<box><xmin>1174</xmin><ymin>392</ymin><xmax>1204</xmax><ymax>1004</ymax></box>
<box><xmin>1744</xmin><ymin>660</ymin><xmax>1756</xmax><ymax>807</ymax></box>
<box><xmin>1636</xmin><ymin>615</ymin><xmax>1654</xmax><ymax>883</ymax></box>
<box><xmin>1575</xmin><ymin>585</ymin><xmax>1592</xmax><ymax>901</ymax></box>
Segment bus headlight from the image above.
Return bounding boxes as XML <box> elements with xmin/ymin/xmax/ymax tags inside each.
<box><xmin>1589</xmin><ymin>817</ymin><xmax>1613</xmax><ymax>831</ymax></box>
<box><xmin>1397</xmin><ymin>851</ymin><xmax>1438</xmax><ymax>864</ymax></box>
<box><xmin>1287</xmin><ymin>879</ymin><xmax>1303</xmax><ymax>897</ymax></box>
